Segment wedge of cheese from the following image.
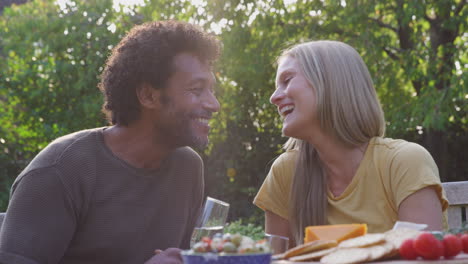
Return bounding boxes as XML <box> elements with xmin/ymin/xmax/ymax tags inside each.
<box><xmin>304</xmin><ymin>224</ymin><xmax>367</xmax><ymax>243</ymax></box>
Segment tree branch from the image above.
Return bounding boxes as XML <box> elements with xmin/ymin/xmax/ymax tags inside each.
<box><xmin>454</xmin><ymin>0</ymin><xmax>465</xmax><ymax>16</ymax></box>
<box><xmin>423</xmin><ymin>13</ymin><xmax>434</xmax><ymax>24</ymax></box>
<box><xmin>382</xmin><ymin>47</ymin><xmax>400</xmax><ymax>61</ymax></box>
<box><xmin>369</xmin><ymin>17</ymin><xmax>398</xmax><ymax>32</ymax></box>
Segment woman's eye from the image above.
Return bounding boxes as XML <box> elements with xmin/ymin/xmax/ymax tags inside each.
<box><xmin>284</xmin><ymin>76</ymin><xmax>292</xmax><ymax>84</ymax></box>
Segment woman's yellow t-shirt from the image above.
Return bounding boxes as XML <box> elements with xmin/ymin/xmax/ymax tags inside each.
<box><xmin>253</xmin><ymin>137</ymin><xmax>448</xmax><ymax>233</ymax></box>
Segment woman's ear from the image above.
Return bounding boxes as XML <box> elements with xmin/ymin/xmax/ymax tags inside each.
<box><xmin>136</xmin><ymin>83</ymin><xmax>160</xmax><ymax>109</ymax></box>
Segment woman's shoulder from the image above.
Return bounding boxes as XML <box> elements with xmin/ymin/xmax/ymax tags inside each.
<box><xmin>371</xmin><ymin>137</ymin><xmax>436</xmax><ymax>168</ymax></box>
<box><xmin>274</xmin><ymin>148</ymin><xmax>299</xmax><ymax>164</ymax></box>
<box><xmin>372</xmin><ymin>137</ymin><xmax>430</xmax><ymax>156</ymax></box>
<box><xmin>267</xmin><ymin>149</ymin><xmax>298</xmax><ymax>177</ymax></box>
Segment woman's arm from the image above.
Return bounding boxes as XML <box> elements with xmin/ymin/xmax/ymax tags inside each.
<box><xmin>398</xmin><ymin>186</ymin><xmax>443</xmax><ymax>231</ymax></box>
<box><xmin>265</xmin><ymin>210</ymin><xmax>296</xmax><ymax>250</ymax></box>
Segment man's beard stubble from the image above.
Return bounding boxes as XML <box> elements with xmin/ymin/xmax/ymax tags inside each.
<box><xmin>156</xmin><ymin>94</ymin><xmax>209</xmax><ymax>149</ymax></box>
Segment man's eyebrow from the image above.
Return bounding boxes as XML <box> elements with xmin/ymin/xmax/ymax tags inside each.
<box><xmin>187</xmin><ymin>76</ymin><xmax>216</xmax><ymax>88</ymax></box>
<box><xmin>188</xmin><ymin>77</ymin><xmax>209</xmax><ymax>85</ymax></box>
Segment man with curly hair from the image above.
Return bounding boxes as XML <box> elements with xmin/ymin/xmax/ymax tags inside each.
<box><xmin>0</xmin><ymin>20</ymin><xmax>221</xmax><ymax>264</ymax></box>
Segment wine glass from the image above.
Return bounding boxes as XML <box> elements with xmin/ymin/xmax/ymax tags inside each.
<box><xmin>190</xmin><ymin>197</ymin><xmax>230</xmax><ymax>246</ymax></box>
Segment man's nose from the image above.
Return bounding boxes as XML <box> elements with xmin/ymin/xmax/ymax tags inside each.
<box><xmin>204</xmin><ymin>91</ymin><xmax>220</xmax><ymax>112</ymax></box>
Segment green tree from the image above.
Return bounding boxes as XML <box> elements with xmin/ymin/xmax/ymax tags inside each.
<box><xmin>0</xmin><ymin>0</ymin><xmax>466</xmax><ymax>222</ymax></box>
<box><xmin>190</xmin><ymin>0</ymin><xmax>467</xmax><ymax>223</ymax></box>
<box><xmin>0</xmin><ymin>0</ymin><xmax>131</xmax><ymax>209</ymax></box>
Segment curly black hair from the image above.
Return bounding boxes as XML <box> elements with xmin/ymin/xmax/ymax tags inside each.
<box><xmin>98</xmin><ymin>20</ymin><xmax>221</xmax><ymax>126</ymax></box>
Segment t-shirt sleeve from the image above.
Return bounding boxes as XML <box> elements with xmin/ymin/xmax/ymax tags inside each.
<box><xmin>0</xmin><ymin>167</ymin><xmax>77</xmax><ymax>264</ymax></box>
<box><xmin>389</xmin><ymin>143</ymin><xmax>449</xmax><ymax>211</ymax></box>
<box><xmin>253</xmin><ymin>151</ymin><xmax>296</xmax><ymax>220</ymax></box>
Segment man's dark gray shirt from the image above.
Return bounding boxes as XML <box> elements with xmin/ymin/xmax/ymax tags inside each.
<box><xmin>0</xmin><ymin>128</ymin><xmax>204</xmax><ymax>264</ymax></box>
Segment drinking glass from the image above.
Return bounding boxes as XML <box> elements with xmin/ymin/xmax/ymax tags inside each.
<box><xmin>265</xmin><ymin>233</ymin><xmax>290</xmax><ymax>255</ymax></box>
<box><xmin>190</xmin><ymin>197</ymin><xmax>230</xmax><ymax>246</ymax></box>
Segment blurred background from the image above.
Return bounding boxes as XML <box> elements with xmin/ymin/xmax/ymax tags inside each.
<box><xmin>0</xmin><ymin>0</ymin><xmax>466</xmax><ymax>229</ymax></box>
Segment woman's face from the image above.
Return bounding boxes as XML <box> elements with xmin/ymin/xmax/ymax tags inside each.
<box><xmin>270</xmin><ymin>55</ymin><xmax>318</xmax><ymax>139</ymax></box>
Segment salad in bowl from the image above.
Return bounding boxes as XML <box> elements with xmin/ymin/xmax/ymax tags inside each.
<box><xmin>182</xmin><ymin>233</ymin><xmax>271</xmax><ymax>264</ymax></box>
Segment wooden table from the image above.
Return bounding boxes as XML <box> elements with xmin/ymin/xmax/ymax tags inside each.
<box><xmin>272</xmin><ymin>253</ymin><xmax>468</xmax><ymax>263</ymax></box>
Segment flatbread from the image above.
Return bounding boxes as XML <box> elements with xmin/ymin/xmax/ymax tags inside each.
<box><xmin>338</xmin><ymin>233</ymin><xmax>386</xmax><ymax>248</ymax></box>
<box><xmin>289</xmin><ymin>247</ymin><xmax>337</xmax><ymax>262</ymax></box>
<box><xmin>366</xmin><ymin>242</ymin><xmax>395</xmax><ymax>261</ymax></box>
<box><xmin>320</xmin><ymin>248</ymin><xmax>370</xmax><ymax>264</ymax></box>
<box><xmin>384</xmin><ymin>228</ymin><xmax>422</xmax><ymax>248</ymax></box>
<box><xmin>283</xmin><ymin>240</ymin><xmax>338</xmax><ymax>259</ymax></box>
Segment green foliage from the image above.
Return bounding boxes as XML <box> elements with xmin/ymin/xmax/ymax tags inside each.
<box><xmin>199</xmin><ymin>0</ymin><xmax>467</xmax><ymax>221</ymax></box>
<box><xmin>447</xmin><ymin>222</ymin><xmax>468</xmax><ymax>235</ymax></box>
<box><xmin>225</xmin><ymin>219</ymin><xmax>265</xmax><ymax>241</ymax></box>
<box><xmin>0</xmin><ymin>0</ymin><xmax>466</xmax><ymax>221</ymax></box>
<box><xmin>0</xmin><ymin>0</ymin><xmax>131</xmax><ymax>210</ymax></box>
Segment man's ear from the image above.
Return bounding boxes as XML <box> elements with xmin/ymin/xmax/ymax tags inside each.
<box><xmin>136</xmin><ymin>83</ymin><xmax>160</xmax><ymax>109</ymax></box>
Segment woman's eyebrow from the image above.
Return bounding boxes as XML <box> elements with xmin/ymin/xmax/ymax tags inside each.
<box><xmin>277</xmin><ymin>69</ymin><xmax>295</xmax><ymax>82</ymax></box>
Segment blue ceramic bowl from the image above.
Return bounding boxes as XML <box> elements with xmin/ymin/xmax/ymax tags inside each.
<box><xmin>181</xmin><ymin>251</ymin><xmax>271</xmax><ymax>264</ymax></box>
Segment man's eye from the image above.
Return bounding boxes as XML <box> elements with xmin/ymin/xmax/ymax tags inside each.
<box><xmin>284</xmin><ymin>76</ymin><xmax>292</xmax><ymax>84</ymax></box>
<box><xmin>191</xmin><ymin>87</ymin><xmax>203</xmax><ymax>95</ymax></box>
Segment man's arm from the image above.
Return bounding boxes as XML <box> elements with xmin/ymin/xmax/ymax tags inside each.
<box><xmin>0</xmin><ymin>168</ymin><xmax>77</xmax><ymax>264</ymax></box>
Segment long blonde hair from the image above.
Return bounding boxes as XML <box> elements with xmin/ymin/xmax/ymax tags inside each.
<box><xmin>281</xmin><ymin>41</ymin><xmax>385</xmax><ymax>244</ymax></box>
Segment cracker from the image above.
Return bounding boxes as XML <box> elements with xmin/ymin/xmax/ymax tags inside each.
<box><xmin>366</xmin><ymin>242</ymin><xmax>395</xmax><ymax>261</ymax></box>
<box><xmin>289</xmin><ymin>247</ymin><xmax>337</xmax><ymax>262</ymax></box>
<box><xmin>320</xmin><ymin>248</ymin><xmax>370</xmax><ymax>264</ymax></box>
<box><xmin>381</xmin><ymin>241</ymin><xmax>400</xmax><ymax>260</ymax></box>
<box><xmin>384</xmin><ymin>228</ymin><xmax>422</xmax><ymax>248</ymax></box>
<box><xmin>283</xmin><ymin>240</ymin><xmax>338</xmax><ymax>259</ymax></box>
<box><xmin>338</xmin><ymin>233</ymin><xmax>386</xmax><ymax>248</ymax></box>
<box><xmin>271</xmin><ymin>253</ymin><xmax>285</xmax><ymax>260</ymax></box>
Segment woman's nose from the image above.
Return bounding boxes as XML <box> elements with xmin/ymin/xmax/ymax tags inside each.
<box><xmin>270</xmin><ymin>88</ymin><xmax>285</xmax><ymax>106</ymax></box>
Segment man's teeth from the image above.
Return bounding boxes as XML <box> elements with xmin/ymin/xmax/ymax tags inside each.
<box><xmin>280</xmin><ymin>105</ymin><xmax>295</xmax><ymax>115</ymax></box>
<box><xmin>196</xmin><ymin>118</ymin><xmax>209</xmax><ymax>124</ymax></box>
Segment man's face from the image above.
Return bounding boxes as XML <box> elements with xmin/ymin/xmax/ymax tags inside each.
<box><xmin>154</xmin><ymin>53</ymin><xmax>220</xmax><ymax>149</ymax></box>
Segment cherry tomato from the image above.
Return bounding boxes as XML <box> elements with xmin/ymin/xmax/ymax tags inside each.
<box><xmin>413</xmin><ymin>233</ymin><xmax>444</xmax><ymax>260</ymax></box>
<box><xmin>460</xmin><ymin>234</ymin><xmax>468</xmax><ymax>254</ymax></box>
<box><xmin>201</xmin><ymin>237</ymin><xmax>212</xmax><ymax>251</ymax></box>
<box><xmin>201</xmin><ymin>237</ymin><xmax>211</xmax><ymax>244</ymax></box>
<box><xmin>399</xmin><ymin>239</ymin><xmax>419</xmax><ymax>260</ymax></box>
<box><xmin>443</xmin><ymin>234</ymin><xmax>463</xmax><ymax>258</ymax></box>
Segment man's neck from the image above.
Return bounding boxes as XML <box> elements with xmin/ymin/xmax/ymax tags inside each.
<box><xmin>103</xmin><ymin>124</ymin><xmax>174</xmax><ymax>170</ymax></box>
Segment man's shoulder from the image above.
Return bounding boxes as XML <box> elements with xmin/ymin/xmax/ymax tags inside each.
<box><xmin>21</xmin><ymin>127</ymin><xmax>104</xmax><ymax>174</ymax></box>
<box><xmin>166</xmin><ymin>147</ymin><xmax>204</xmax><ymax>186</ymax></box>
<box><xmin>172</xmin><ymin>146</ymin><xmax>203</xmax><ymax>163</ymax></box>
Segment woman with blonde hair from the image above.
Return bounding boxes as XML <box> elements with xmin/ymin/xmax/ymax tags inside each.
<box><xmin>253</xmin><ymin>40</ymin><xmax>448</xmax><ymax>249</ymax></box>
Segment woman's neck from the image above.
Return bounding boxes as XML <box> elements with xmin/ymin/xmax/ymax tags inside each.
<box><xmin>306</xmin><ymin>133</ymin><xmax>369</xmax><ymax>197</ymax></box>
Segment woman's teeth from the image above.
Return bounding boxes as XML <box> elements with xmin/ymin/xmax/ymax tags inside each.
<box><xmin>280</xmin><ymin>105</ymin><xmax>294</xmax><ymax>116</ymax></box>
